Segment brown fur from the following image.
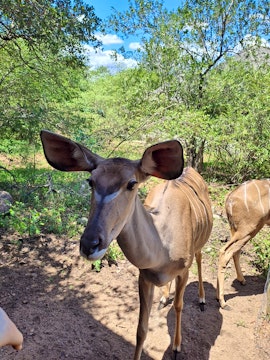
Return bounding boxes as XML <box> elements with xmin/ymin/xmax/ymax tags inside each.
<box><xmin>217</xmin><ymin>179</ymin><xmax>270</xmax><ymax>308</ymax></box>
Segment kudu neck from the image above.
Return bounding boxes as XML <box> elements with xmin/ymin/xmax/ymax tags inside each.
<box><xmin>117</xmin><ymin>195</ymin><xmax>167</xmax><ymax>269</ymax></box>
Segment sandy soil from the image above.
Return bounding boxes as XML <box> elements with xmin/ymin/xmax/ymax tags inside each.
<box><xmin>0</xmin><ymin>216</ymin><xmax>269</xmax><ymax>360</ymax></box>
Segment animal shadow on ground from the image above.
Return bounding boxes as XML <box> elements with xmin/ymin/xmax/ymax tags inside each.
<box><xmin>223</xmin><ymin>275</ymin><xmax>266</xmax><ymax>304</ymax></box>
<box><xmin>161</xmin><ymin>281</ymin><xmax>222</xmax><ymax>360</ymax></box>
<box><xmin>0</xmin><ymin>236</ymin><xmax>154</xmax><ymax>360</ymax></box>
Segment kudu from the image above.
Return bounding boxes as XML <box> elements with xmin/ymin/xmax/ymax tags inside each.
<box><xmin>40</xmin><ymin>130</ymin><xmax>213</xmax><ymax>359</ymax></box>
<box><xmin>217</xmin><ymin>179</ymin><xmax>270</xmax><ymax>309</ymax></box>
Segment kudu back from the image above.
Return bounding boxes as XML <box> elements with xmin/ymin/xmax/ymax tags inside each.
<box><xmin>40</xmin><ymin>130</ymin><xmax>213</xmax><ymax>359</ymax></box>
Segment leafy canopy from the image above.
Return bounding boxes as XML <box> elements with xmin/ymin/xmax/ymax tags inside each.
<box><xmin>0</xmin><ymin>0</ymin><xmax>101</xmax><ymax>143</ymax></box>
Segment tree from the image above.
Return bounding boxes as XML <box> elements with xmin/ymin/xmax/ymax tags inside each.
<box><xmin>108</xmin><ymin>0</ymin><xmax>270</xmax><ymax>171</ymax></box>
<box><xmin>204</xmin><ymin>55</ymin><xmax>270</xmax><ymax>181</ymax></box>
<box><xmin>0</xmin><ymin>1</ymin><xmax>101</xmax><ymax>143</ymax></box>
<box><xmin>0</xmin><ymin>43</ymin><xmax>89</xmax><ymax>141</ymax></box>
<box><xmin>0</xmin><ymin>0</ymin><xmax>101</xmax><ymax>60</ymax></box>
<box><xmin>69</xmin><ymin>66</ymin><xmax>168</xmax><ymax>157</ymax></box>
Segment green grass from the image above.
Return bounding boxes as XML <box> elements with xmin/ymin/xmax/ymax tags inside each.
<box><xmin>1</xmin><ymin>167</ymin><xmax>90</xmax><ymax>237</ymax></box>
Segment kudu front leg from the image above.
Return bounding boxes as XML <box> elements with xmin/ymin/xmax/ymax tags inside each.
<box><xmin>173</xmin><ymin>271</ymin><xmax>189</xmax><ymax>356</ymax></box>
<box><xmin>134</xmin><ymin>272</ymin><xmax>155</xmax><ymax>360</ymax></box>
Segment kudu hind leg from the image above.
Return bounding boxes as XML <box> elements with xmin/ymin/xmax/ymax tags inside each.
<box><xmin>233</xmin><ymin>249</ymin><xmax>246</xmax><ymax>284</ymax></box>
<box><xmin>134</xmin><ymin>273</ymin><xmax>155</xmax><ymax>360</ymax></box>
<box><xmin>159</xmin><ymin>281</ymin><xmax>173</xmax><ymax>309</ymax></box>
<box><xmin>173</xmin><ymin>271</ymin><xmax>189</xmax><ymax>354</ymax></box>
<box><xmin>217</xmin><ymin>233</ymin><xmax>251</xmax><ymax>308</ymax></box>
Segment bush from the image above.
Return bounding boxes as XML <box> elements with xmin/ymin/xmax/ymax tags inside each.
<box><xmin>252</xmin><ymin>230</ymin><xmax>270</xmax><ymax>277</ymax></box>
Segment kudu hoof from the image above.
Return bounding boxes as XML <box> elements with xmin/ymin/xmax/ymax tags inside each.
<box><xmin>217</xmin><ymin>299</ymin><xmax>232</xmax><ymax>310</ymax></box>
<box><xmin>158</xmin><ymin>297</ymin><xmax>173</xmax><ymax>310</ymax></box>
<box><xmin>173</xmin><ymin>349</ymin><xmax>181</xmax><ymax>360</ymax></box>
<box><xmin>158</xmin><ymin>301</ymin><xmax>166</xmax><ymax>310</ymax></box>
<box><xmin>199</xmin><ymin>302</ymin><xmax>205</xmax><ymax>312</ymax></box>
<box><xmin>221</xmin><ymin>303</ymin><xmax>232</xmax><ymax>310</ymax></box>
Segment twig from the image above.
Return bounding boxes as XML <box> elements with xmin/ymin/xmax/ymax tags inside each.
<box><xmin>0</xmin><ymin>165</ymin><xmax>16</xmax><ymax>182</ymax></box>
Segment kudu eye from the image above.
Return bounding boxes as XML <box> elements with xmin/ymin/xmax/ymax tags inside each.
<box><xmin>127</xmin><ymin>179</ymin><xmax>138</xmax><ymax>191</ymax></box>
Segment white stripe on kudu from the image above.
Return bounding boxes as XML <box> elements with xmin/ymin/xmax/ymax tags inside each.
<box><xmin>94</xmin><ymin>189</ymin><xmax>120</xmax><ymax>204</ymax></box>
<box><xmin>253</xmin><ymin>181</ymin><xmax>265</xmax><ymax>215</ymax></box>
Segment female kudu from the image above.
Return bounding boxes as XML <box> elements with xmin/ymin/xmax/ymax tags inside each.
<box><xmin>217</xmin><ymin>179</ymin><xmax>270</xmax><ymax>309</ymax></box>
<box><xmin>40</xmin><ymin>130</ymin><xmax>213</xmax><ymax>359</ymax></box>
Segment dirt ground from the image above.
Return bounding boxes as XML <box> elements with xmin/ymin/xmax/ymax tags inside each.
<box><xmin>0</xmin><ymin>215</ymin><xmax>269</xmax><ymax>360</ymax></box>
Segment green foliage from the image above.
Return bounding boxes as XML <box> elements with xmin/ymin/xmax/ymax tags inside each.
<box><xmin>0</xmin><ymin>138</ymin><xmax>30</xmax><ymax>156</ymax></box>
<box><xmin>92</xmin><ymin>241</ymin><xmax>124</xmax><ymax>272</ymax></box>
<box><xmin>64</xmin><ymin>67</ymin><xmax>172</xmax><ymax>158</ymax></box>
<box><xmin>107</xmin><ymin>0</ymin><xmax>270</xmax><ymax>173</ymax></box>
<box><xmin>0</xmin><ymin>167</ymin><xmax>90</xmax><ymax>237</ymax></box>
<box><xmin>208</xmin><ymin>184</ymin><xmax>229</xmax><ymax>209</ymax></box>
<box><xmin>106</xmin><ymin>241</ymin><xmax>124</xmax><ymax>263</ymax></box>
<box><xmin>0</xmin><ymin>40</ymin><xmax>90</xmax><ymax>142</ymax></box>
<box><xmin>1</xmin><ymin>201</ymin><xmax>65</xmax><ymax>236</ymax></box>
<box><xmin>252</xmin><ymin>231</ymin><xmax>270</xmax><ymax>277</ymax></box>
<box><xmin>0</xmin><ymin>0</ymin><xmax>101</xmax><ymax>55</ymax></box>
<box><xmin>0</xmin><ymin>1</ymin><xmax>101</xmax><ymax>143</ymax></box>
<box><xmin>205</xmin><ymin>58</ymin><xmax>270</xmax><ymax>182</ymax></box>
<box><xmin>2</xmin><ymin>201</ymin><xmax>56</xmax><ymax>236</ymax></box>
<box><xmin>92</xmin><ymin>259</ymin><xmax>102</xmax><ymax>272</ymax></box>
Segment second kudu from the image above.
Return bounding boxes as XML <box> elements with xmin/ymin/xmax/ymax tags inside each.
<box><xmin>217</xmin><ymin>179</ymin><xmax>270</xmax><ymax>309</ymax></box>
<box><xmin>40</xmin><ymin>130</ymin><xmax>213</xmax><ymax>359</ymax></box>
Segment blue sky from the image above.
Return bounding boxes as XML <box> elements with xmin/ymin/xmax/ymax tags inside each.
<box><xmin>84</xmin><ymin>0</ymin><xmax>176</xmax><ymax>71</ymax></box>
<box><xmin>87</xmin><ymin>0</ymin><xmax>173</xmax><ymax>47</ymax></box>
<box><xmin>84</xmin><ymin>1</ymin><xmax>270</xmax><ymax>72</ymax></box>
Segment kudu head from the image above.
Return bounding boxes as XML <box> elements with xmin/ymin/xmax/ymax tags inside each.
<box><xmin>40</xmin><ymin>130</ymin><xmax>184</xmax><ymax>261</ymax></box>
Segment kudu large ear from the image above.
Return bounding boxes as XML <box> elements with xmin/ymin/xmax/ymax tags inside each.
<box><xmin>140</xmin><ymin>140</ymin><xmax>184</xmax><ymax>180</ymax></box>
<box><xmin>40</xmin><ymin>130</ymin><xmax>103</xmax><ymax>172</ymax></box>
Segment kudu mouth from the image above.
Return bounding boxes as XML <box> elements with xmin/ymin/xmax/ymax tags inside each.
<box><xmin>79</xmin><ymin>234</ymin><xmax>108</xmax><ymax>261</ymax></box>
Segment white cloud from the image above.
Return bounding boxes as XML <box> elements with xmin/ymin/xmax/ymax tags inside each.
<box><xmin>77</xmin><ymin>14</ymin><xmax>85</xmax><ymax>23</ymax></box>
<box><xmin>129</xmin><ymin>42</ymin><xmax>142</xmax><ymax>50</ymax></box>
<box><xmin>84</xmin><ymin>45</ymin><xmax>137</xmax><ymax>73</ymax></box>
<box><xmin>95</xmin><ymin>33</ymin><xmax>124</xmax><ymax>45</ymax></box>
<box><xmin>233</xmin><ymin>34</ymin><xmax>270</xmax><ymax>54</ymax></box>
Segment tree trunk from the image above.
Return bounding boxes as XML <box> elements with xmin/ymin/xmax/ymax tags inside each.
<box><xmin>186</xmin><ymin>137</ymin><xmax>205</xmax><ymax>173</ymax></box>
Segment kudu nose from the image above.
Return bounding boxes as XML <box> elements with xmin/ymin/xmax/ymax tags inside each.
<box><xmin>80</xmin><ymin>236</ymin><xmax>102</xmax><ymax>258</ymax></box>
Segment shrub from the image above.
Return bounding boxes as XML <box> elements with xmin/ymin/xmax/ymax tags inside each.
<box><xmin>252</xmin><ymin>230</ymin><xmax>270</xmax><ymax>277</ymax></box>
